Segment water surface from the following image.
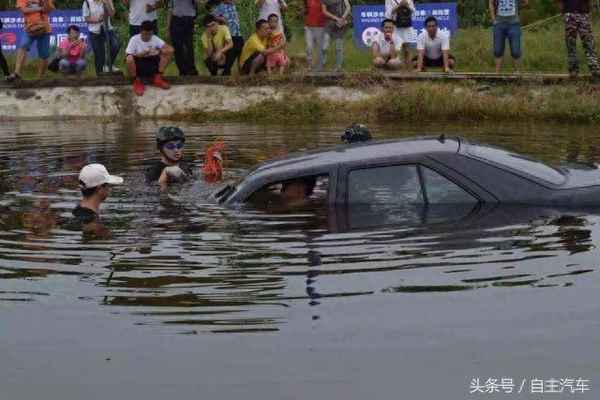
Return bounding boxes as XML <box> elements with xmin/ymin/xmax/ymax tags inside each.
<box><xmin>1</xmin><ymin>120</ymin><xmax>599</xmax><ymax>399</ymax></box>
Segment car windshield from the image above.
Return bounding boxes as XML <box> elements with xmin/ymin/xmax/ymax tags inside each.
<box><xmin>467</xmin><ymin>143</ymin><xmax>566</xmax><ymax>185</ymax></box>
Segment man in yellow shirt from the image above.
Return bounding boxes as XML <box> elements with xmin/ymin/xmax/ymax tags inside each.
<box><xmin>201</xmin><ymin>14</ymin><xmax>233</xmax><ymax>76</ymax></box>
<box><xmin>240</xmin><ymin>19</ymin><xmax>275</xmax><ymax>75</ymax></box>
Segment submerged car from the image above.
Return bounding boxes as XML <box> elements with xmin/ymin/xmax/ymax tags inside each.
<box><xmin>214</xmin><ymin>136</ymin><xmax>600</xmax><ymax>210</ymax></box>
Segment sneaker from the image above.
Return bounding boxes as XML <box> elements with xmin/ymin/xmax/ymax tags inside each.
<box><xmin>133</xmin><ymin>78</ymin><xmax>145</xmax><ymax>96</ymax></box>
<box><xmin>6</xmin><ymin>73</ymin><xmax>21</xmax><ymax>82</ymax></box>
<box><xmin>103</xmin><ymin>65</ymin><xmax>120</xmax><ymax>73</ymax></box>
<box><xmin>152</xmin><ymin>74</ymin><xmax>170</xmax><ymax>90</ymax></box>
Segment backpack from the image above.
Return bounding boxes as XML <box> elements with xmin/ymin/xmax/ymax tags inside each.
<box><xmin>395</xmin><ymin>5</ymin><xmax>412</xmax><ymax>28</ymax></box>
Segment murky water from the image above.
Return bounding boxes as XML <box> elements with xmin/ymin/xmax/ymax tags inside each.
<box><xmin>1</xmin><ymin>120</ymin><xmax>599</xmax><ymax>399</ymax></box>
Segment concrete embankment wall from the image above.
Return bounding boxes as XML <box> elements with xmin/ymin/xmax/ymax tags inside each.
<box><xmin>0</xmin><ymin>80</ymin><xmax>375</xmax><ymax>120</ymax></box>
<box><xmin>1</xmin><ymin>73</ymin><xmax>597</xmax><ymax>122</ymax></box>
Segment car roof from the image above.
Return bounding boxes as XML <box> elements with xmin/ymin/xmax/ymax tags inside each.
<box><xmin>221</xmin><ymin>135</ymin><xmax>600</xmax><ymax>206</ymax></box>
<box><xmin>247</xmin><ymin>136</ymin><xmax>461</xmax><ymax>178</ymax></box>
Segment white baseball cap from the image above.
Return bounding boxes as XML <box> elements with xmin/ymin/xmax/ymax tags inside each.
<box><xmin>79</xmin><ymin>163</ymin><xmax>124</xmax><ymax>189</ymax></box>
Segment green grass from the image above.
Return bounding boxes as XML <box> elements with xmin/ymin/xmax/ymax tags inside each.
<box><xmin>451</xmin><ymin>20</ymin><xmax>568</xmax><ymax>73</ymax></box>
<box><xmin>178</xmin><ymin>81</ymin><xmax>600</xmax><ymax>124</ymax></box>
<box><xmin>289</xmin><ymin>17</ymin><xmax>596</xmax><ymax>74</ymax></box>
<box><xmin>5</xmin><ymin>16</ymin><xmax>600</xmax><ymax>79</ymax></box>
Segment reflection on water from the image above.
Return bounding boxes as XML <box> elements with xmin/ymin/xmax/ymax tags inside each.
<box><xmin>1</xmin><ymin>120</ymin><xmax>600</xmax><ymax>333</ymax></box>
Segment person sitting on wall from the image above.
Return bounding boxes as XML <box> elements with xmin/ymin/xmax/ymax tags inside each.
<box><xmin>239</xmin><ymin>19</ymin><xmax>274</xmax><ymax>75</ymax></box>
<box><xmin>413</xmin><ymin>16</ymin><xmax>455</xmax><ymax>73</ymax></box>
<box><xmin>201</xmin><ymin>14</ymin><xmax>233</xmax><ymax>76</ymax></box>
<box><xmin>266</xmin><ymin>13</ymin><xmax>290</xmax><ymax>74</ymax></box>
<box><xmin>57</xmin><ymin>25</ymin><xmax>87</xmax><ymax>75</ymax></box>
<box><xmin>372</xmin><ymin>19</ymin><xmax>402</xmax><ymax>70</ymax></box>
<box><xmin>125</xmin><ymin>20</ymin><xmax>174</xmax><ymax>96</ymax></box>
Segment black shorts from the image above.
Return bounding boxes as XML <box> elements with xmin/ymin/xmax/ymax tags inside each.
<box><xmin>413</xmin><ymin>54</ymin><xmax>456</xmax><ymax>68</ymax></box>
<box><xmin>134</xmin><ymin>55</ymin><xmax>160</xmax><ymax>78</ymax></box>
<box><xmin>241</xmin><ymin>52</ymin><xmax>263</xmax><ymax>75</ymax></box>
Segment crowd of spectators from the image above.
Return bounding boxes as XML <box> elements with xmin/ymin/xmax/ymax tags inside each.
<box><xmin>1</xmin><ymin>0</ymin><xmax>599</xmax><ymax>91</ymax></box>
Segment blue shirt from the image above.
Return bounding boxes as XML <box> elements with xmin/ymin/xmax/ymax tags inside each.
<box><xmin>212</xmin><ymin>3</ymin><xmax>241</xmax><ymax>37</ymax></box>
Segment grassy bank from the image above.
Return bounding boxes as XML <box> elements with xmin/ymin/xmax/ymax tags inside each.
<box><xmin>285</xmin><ymin>16</ymin><xmax>598</xmax><ymax>73</ymax></box>
<box><xmin>6</xmin><ymin>16</ymin><xmax>600</xmax><ymax>78</ymax></box>
<box><xmin>179</xmin><ymin>81</ymin><xmax>600</xmax><ymax>124</ymax></box>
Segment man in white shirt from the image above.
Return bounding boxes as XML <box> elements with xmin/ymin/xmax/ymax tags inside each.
<box><xmin>385</xmin><ymin>0</ymin><xmax>415</xmax><ymax>69</ymax></box>
<box><xmin>125</xmin><ymin>20</ymin><xmax>174</xmax><ymax>96</ymax></box>
<box><xmin>414</xmin><ymin>16</ymin><xmax>455</xmax><ymax>73</ymax></box>
<box><xmin>124</xmin><ymin>0</ymin><xmax>161</xmax><ymax>37</ymax></box>
<box><xmin>372</xmin><ymin>19</ymin><xmax>402</xmax><ymax>70</ymax></box>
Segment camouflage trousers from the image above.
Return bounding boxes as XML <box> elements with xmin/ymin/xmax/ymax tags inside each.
<box><xmin>563</xmin><ymin>13</ymin><xmax>600</xmax><ymax>76</ymax></box>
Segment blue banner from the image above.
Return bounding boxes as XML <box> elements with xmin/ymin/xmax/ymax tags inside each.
<box><xmin>352</xmin><ymin>3</ymin><xmax>458</xmax><ymax>50</ymax></box>
<box><xmin>0</xmin><ymin>10</ymin><xmax>88</xmax><ymax>57</ymax></box>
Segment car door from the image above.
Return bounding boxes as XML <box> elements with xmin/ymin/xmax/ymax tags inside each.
<box><xmin>334</xmin><ymin>157</ymin><xmax>484</xmax><ymax>231</ymax></box>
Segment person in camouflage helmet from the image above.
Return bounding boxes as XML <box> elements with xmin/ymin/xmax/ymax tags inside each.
<box><xmin>559</xmin><ymin>0</ymin><xmax>600</xmax><ymax>81</ymax></box>
<box><xmin>145</xmin><ymin>126</ymin><xmax>193</xmax><ymax>190</ymax></box>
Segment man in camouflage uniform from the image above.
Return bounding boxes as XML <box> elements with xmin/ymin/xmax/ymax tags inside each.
<box><xmin>559</xmin><ymin>0</ymin><xmax>600</xmax><ymax>80</ymax></box>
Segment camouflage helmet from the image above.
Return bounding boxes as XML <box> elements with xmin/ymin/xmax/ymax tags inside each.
<box><xmin>341</xmin><ymin>123</ymin><xmax>371</xmax><ymax>144</ymax></box>
<box><xmin>157</xmin><ymin>126</ymin><xmax>185</xmax><ymax>148</ymax></box>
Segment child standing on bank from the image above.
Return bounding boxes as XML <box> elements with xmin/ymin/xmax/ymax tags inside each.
<box><xmin>266</xmin><ymin>13</ymin><xmax>289</xmax><ymax>74</ymax></box>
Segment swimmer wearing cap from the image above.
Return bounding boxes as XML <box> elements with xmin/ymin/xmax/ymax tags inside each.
<box><xmin>73</xmin><ymin>163</ymin><xmax>123</xmax><ymax>224</ymax></box>
<box><xmin>146</xmin><ymin>126</ymin><xmax>193</xmax><ymax>191</ymax></box>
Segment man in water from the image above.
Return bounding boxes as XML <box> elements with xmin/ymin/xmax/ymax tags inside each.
<box><xmin>280</xmin><ymin>176</ymin><xmax>317</xmax><ymax>208</ymax></box>
<box><xmin>73</xmin><ymin>163</ymin><xmax>123</xmax><ymax>234</ymax></box>
<box><xmin>146</xmin><ymin>126</ymin><xmax>193</xmax><ymax>191</ymax></box>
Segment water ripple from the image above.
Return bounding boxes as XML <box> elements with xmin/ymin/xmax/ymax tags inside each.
<box><xmin>2</xmin><ymin>121</ymin><xmax>600</xmax><ymax>332</ymax></box>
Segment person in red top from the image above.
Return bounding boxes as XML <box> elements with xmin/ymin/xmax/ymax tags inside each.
<box><xmin>7</xmin><ymin>0</ymin><xmax>55</xmax><ymax>81</ymax></box>
<box><xmin>57</xmin><ymin>25</ymin><xmax>87</xmax><ymax>74</ymax></box>
<box><xmin>304</xmin><ymin>0</ymin><xmax>326</xmax><ymax>71</ymax></box>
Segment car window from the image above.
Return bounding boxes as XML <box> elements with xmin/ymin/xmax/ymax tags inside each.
<box><xmin>247</xmin><ymin>175</ymin><xmax>329</xmax><ymax>211</ymax></box>
<box><xmin>348</xmin><ymin>165</ymin><xmax>424</xmax><ymax>205</ymax></box>
<box><xmin>421</xmin><ymin>167</ymin><xmax>477</xmax><ymax>204</ymax></box>
<box><xmin>467</xmin><ymin>144</ymin><xmax>566</xmax><ymax>185</ymax></box>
